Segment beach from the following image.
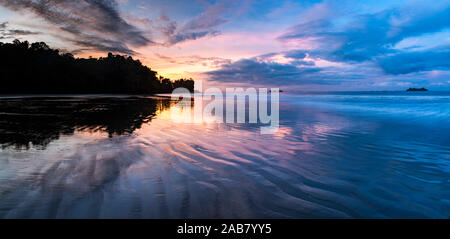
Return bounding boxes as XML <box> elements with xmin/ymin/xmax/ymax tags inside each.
<box><xmin>0</xmin><ymin>92</ymin><xmax>449</xmax><ymax>218</ymax></box>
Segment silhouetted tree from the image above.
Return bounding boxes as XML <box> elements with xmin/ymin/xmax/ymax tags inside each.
<box><xmin>0</xmin><ymin>40</ymin><xmax>194</xmax><ymax>94</ymax></box>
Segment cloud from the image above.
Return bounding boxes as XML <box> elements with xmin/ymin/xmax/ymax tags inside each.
<box><xmin>206</xmin><ymin>58</ymin><xmax>334</xmax><ymax>86</ymax></box>
<box><xmin>155</xmin><ymin>53</ymin><xmax>231</xmax><ymax>67</ymax></box>
<box><xmin>278</xmin><ymin>2</ymin><xmax>450</xmax><ymax>67</ymax></box>
<box><xmin>206</xmin><ymin>1</ymin><xmax>450</xmax><ymax>88</ymax></box>
<box><xmin>377</xmin><ymin>46</ymin><xmax>450</xmax><ymax>75</ymax></box>
<box><xmin>8</xmin><ymin>29</ymin><xmax>39</xmax><ymax>35</ymax></box>
<box><xmin>264</xmin><ymin>1</ymin><xmax>450</xmax><ymax>84</ymax></box>
<box><xmin>0</xmin><ymin>0</ymin><xmax>154</xmax><ymax>54</ymax></box>
<box><xmin>0</xmin><ymin>21</ymin><xmax>40</xmax><ymax>39</ymax></box>
<box><xmin>0</xmin><ymin>0</ymin><xmax>252</xmax><ymax>51</ymax></box>
<box><xmin>283</xmin><ymin>50</ymin><xmax>307</xmax><ymax>60</ymax></box>
<box><xmin>160</xmin><ymin>0</ymin><xmax>250</xmax><ymax>45</ymax></box>
<box><xmin>166</xmin><ymin>30</ymin><xmax>219</xmax><ymax>45</ymax></box>
<box><xmin>236</xmin><ymin>0</ymin><xmax>450</xmax><ymax>88</ymax></box>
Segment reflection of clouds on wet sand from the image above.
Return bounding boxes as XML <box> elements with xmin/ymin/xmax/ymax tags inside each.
<box><xmin>0</xmin><ymin>100</ymin><xmax>340</xmax><ymax>218</ymax></box>
<box><xmin>1</xmin><ymin>94</ymin><xmax>450</xmax><ymax>218</ymax></box>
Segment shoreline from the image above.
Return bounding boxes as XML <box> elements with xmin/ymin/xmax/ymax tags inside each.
<box><xmin>0</xmin><ymin>93</ymin><xmax>173</xmax><ymax>99</ymax></box>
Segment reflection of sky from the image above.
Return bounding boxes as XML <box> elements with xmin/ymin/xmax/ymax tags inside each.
<box><xmin>1</xmin><ymin>1</ymin><xmax>450</xmax><ymax>90</ymax></box>
<box><xmin>1</xmin><ymin>94</ymin><xmax>450</xmax><ymax>218</ymax></box>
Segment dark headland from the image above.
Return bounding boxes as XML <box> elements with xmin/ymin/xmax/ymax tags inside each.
<box><xmin>0</xmin><ymin>40</ymin><xmax>194</xmax><ymax>94</ymax></box>
<box><xmin>406</xmin><ymin>88</ymin><xmax>428</xmax><ymax>92</ymax></box>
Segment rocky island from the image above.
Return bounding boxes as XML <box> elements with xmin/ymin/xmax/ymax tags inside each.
<box><xmin>406</xmin><ymin>88</ymin><xmax>428</xmax><ymax>92</ymax></box>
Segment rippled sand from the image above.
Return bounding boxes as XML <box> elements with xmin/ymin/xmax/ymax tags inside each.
<box><xmin>0</xmin><ymin>93</ymin><xmax>450</xmax><ymax>218</ymax></box>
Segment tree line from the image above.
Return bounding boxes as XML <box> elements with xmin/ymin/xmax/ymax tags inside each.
<box><xmin>0</xmin><ymin>40</ymin><xmax>194</xmax><ymax>94</ymax></box>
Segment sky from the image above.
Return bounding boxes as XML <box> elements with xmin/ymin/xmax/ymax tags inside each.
<box><xmin>1</xmin><ymin>0</ymin><xmax>450</xmax><ymax>91</ymax></box>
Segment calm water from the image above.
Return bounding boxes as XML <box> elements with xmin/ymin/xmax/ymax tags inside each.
<box><xmin>0</xmin><ymin>92</ymin><xmax>449</xmax><ymax>218</ymax></box>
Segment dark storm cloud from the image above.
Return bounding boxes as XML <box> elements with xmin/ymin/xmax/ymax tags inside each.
<box><xmin>0</xmin><ymin>0</ymin><xmax>154</xmax><ymax>54</ymax></box>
